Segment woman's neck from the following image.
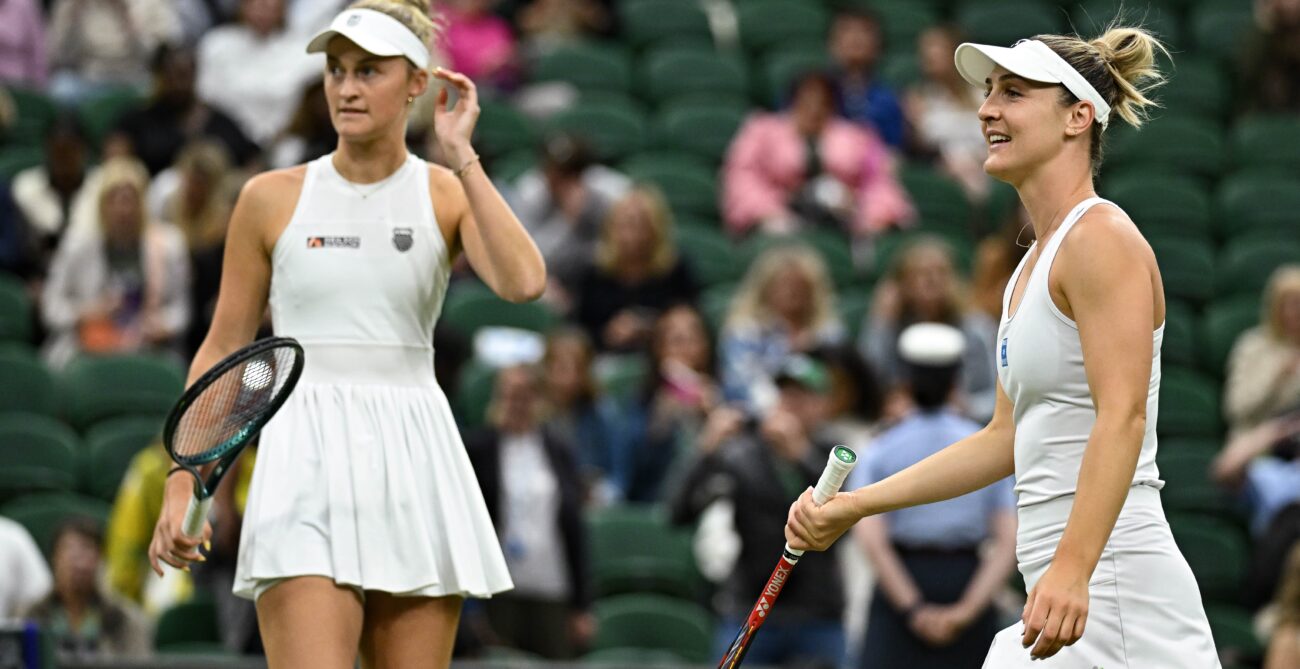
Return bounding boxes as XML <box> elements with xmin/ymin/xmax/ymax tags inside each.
<box><xmin>333</xmin><ymin>136</ymin><xmax>409</xmax><ymax>184</ymax></box>
<box><xmin>1015</xmin><ymin>153</ymin><xmax>1097</xmax><ymax>244</ymax></box>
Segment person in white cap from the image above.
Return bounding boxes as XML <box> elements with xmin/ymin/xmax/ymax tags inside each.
<box><xmin>146</xmin><ymin>1</ymin><xmax>545</xmax><ymax>667</ymax></box>
<box><xmin>786</xmin><ymin>23</ymin><xmax>1222</xmax><ymax>668</ymax></box>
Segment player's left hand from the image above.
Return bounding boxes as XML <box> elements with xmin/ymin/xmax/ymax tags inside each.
<box><xmin>784</xmin><ymin>487</ymin><xmax>859</xmax><ymax>552</ymax></box>
<box><xmin>1021</xmin><ymin>562</ymin><xmax>1089</xmax><ymax>659</ymax></box>
<box><xmin>432</xmin><ymin>67</ymin><xmax>480</xmax><ymax>166</ymax></box>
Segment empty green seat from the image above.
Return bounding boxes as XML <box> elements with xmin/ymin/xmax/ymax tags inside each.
<box><xmin>621</xmin><ymin>152</ymin><xmax>719</xmax><ymax>219</ymax></box>
<box><xmin>1215</xmin><ymin>173</ymin><xmax>1300</xmax><ymax>240</ymax></box>
<box><xmin>1230</xmin><ymin>115</ymin><xmax>1300</xmax><ymax>174</ymax></box>
<box><xmin>759</xmin><ymin>45</ymin><xmax>830</xmax><ymax>108</ymax></box>
<box><xmin>59</xmin><ymin>354</ymin><xmax>185</xmax><ymax>431</ymax></box>
<box><xmin>0</xmin><ymin>144</ymin><xmax>43</xmax><ymax>180</ymax></box>
<box><xmin>957</xmin><ymin>1</ymin><xmax>1062</xmax><ymax>47</ymax></box>
<box><xmin>618</xmin><ymin>0</ymin><xmax>714</xmax><ymax>49</ymax></box>
<box><xmin>1157</xmin><ymin>366</ymin><xmax>1221</xmax><ymax>437</ymax></box>
<box><xmin>1107</xmin><ymin>172</ymin><xmax>1214</xmax><ymax>242</ymax></box>
<box><xmin>1150</xmin><ymin>237</ymin><xmax>1215</xmax><ymax>304</ymax></box>
<box><xmin>155</xmin><ymin>599</ymin><xmax>223</xmax><ymax>652</ymax></box>
<box><xmin>1156</xmin><ymin>436</ymin><xmax>1221</xmax><ymax>464</ymax></box>
<box><xmin>641</xmin><ymin>46</ymin><xmax>749</xmax><ymax>104</ymax></box>
<box><xmin>0</xmin><ymin>492</ymin><xmax>111</xmax><ymax>557</ymax></box>
<box><xmin>582</xmin><ymin>647</ymin><xmax>685</xmax><ymax>666</ymax></box>
<box><xmin>1202</xmin><ymin>296</ymin><xmax>1261</xmax><ymax>376</ymax></box>
<box><xmin>454</xmin><ymin>360</ymin><xmax>497</xmax><ymax>430</ymax></box>
<box><xmin>76</xmin><ymin>87</ymin><xmax>145</xmax><ymax>148</ymax></box>
<box><xmin>847</xmin><ymin>0</ymin><xmax>940</xmax><ymax>50</ymax></box>
<box><xmin>1189</xmin><ymin>2</ymin><xmax>1257</xmax><ymax>63</ymax></box>
<box><xmin>1161</xmin><ymin>300</ymin><xmax>1198</xmax><ymax>367</ymax></box>
<box><xmin>899</xmin><ymin>166</ymin><xmax>972</xmax><ymax>235</ymax></box>
<box><xmin>82</xmin><ymin>416</ymin><xmax>163</xmax><ymax>501</ymax></box>
<box><xmin>1169</xmin><ymin>514</ymin><xmax>1250</xmax><ymax>604</ymax></box>
<box><xmin>588</xmin><ymin>505</ymin><xmax>701</xmax><ymax>600</ymax></box>
<box><xmin>440</xmin><ymin>292</ymin><xmax>559</xmax><ymax>339</ymax></box>
<box><xmin>0</xmin><ymin>345</ymin><xmax>56</xmax><ymax>415</ymax></box>
<box><xmin>1069</xmin><ymin>0</ymin><xmax>1182</xmax><ymax>49</ymax></box>
<box><xmin>591</xmin><ymin>593</ymin><xmax>713</xmax><ymax>662</ymax></box>
<box><xmin>0</xmin><ymin>413</ymin><xmax>80</xmax><ymax>503</ymax></box>
<box><xmin>1159</xmin><ymin>451</ymin><xmax>1235</xmax><ymax>516</ymax></box>
<box><xmin>1157</xmin><ymin>57</ymin><xmax>1231</xmax><ymax>120</ymax></box>
<box><xmin>1215</xmin><ymin>238</ymin><xmax>1300</xmax><ymax>299</ymax></box>
<box><xmin>1205</xmin><ymin>604</ymin><xmax>1265</xmax><ymax>660</ymax></box>
<box><xmin>699</xmin><ymin>282</ymin><xmax>736</xmax><ymax>333</ymax></box>
<box><xmin>1</xmin><ymin>271</ymin><xmax>31</xmax><ymax>343</ymax></box>
<box><xmin>675</xmin><ymin>223</ymin><xmax>741</xmax><ymax>287</ymax></box>
<box><xmin>737</xmin><ymin>1</ymin><xmax>829</xmax><ymax>53</ymax></box>
<box><xmin>653</xmin><ymin>100</ymin><xmax>748</xmax><ymax>164</ymax></box>
<box><xmin>879</xmin><ymin>49</ymin><xmax>922</xmax><ymax>90</ymax></box>
<box><xmin>473</xmin><ymin>101</ymin><xmax>536</xmax><ymax>160</ymax></box>
<box><xmin>3</xmin><ymin>86</ymin><xmax>57</xmax><ymax>146</ymax></box>
<box><xmin>547</xmin><ymin>96</ymin><xmax>648</xmax><ymax>162</ymax></box>
<box><xmin>1105</xmin><ymin>117</ymin><xmax>1225</xmax><ymax>179</ymax></box>
<box><xmin>531</xmin><ymin>42</ymin><xmax>633</xmax><ymax>94</ymax></box>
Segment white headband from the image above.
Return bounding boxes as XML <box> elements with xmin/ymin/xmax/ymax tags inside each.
<box><xmin>954</xmin><ymin>39</ymin><xmax>1112</xmax><ymax>129</ymax></box>
<box><xmin>306</xmin><ymin>8</ymin><xmax>430</xmax><ymax>70</ymax></box>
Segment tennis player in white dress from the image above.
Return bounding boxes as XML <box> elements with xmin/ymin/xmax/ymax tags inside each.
<box><xmin>785</xmin><ymin>25</ymin><xmax>1221</xmax><ymax>668</ymax></box>
<box><xmin>148</xmin><ymin>1</ymin><xmax>543</xmax><ymax>667</ymax></box>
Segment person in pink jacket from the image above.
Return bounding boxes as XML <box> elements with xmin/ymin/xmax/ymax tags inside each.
<box><xmin>722</xmin><ymin>71</ymin><xmax>915</xmax><ymax>238</ymax></box>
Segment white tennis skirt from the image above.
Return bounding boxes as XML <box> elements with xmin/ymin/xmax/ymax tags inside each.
<box><xmin>983</xmin><ymin>485</ymin><xmax>1220</xmax><ymax>668</ymax></box>
<box><xmin>232</xmin><ymin>345</ymin><xmax>514</xmax><ymax>601</ymax></box>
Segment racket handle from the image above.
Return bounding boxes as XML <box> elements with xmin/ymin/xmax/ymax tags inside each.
<box><xmin>182</xmin><ymin>495</ymin><xmax>213</xmax><ymax>539</ymax></box>
<box><xmin>787</xmin><ymin>445</ymin><xmax>858</xmax><ymax>558</ymax></box>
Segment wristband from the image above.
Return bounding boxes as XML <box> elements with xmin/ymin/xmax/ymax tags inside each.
<box><xmin>453</xmin><ymin>154</ymin><xmax>481</xmax><ymax>178</ymax></box>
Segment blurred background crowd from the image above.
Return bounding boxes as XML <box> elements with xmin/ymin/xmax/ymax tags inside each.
<box><xmin>1</xmin><ymin>0</ymin><xmax>1299</xmax><ymax>667</ymax></box>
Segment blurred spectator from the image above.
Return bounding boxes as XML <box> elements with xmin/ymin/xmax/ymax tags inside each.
<box><xmin>0</xmin><ymin>0</ymin><xmax>48</xmax><ymax>88</ymax></box>
<box><xmin>0</xmin><ymin>181</ymin><xmax>30</xmax><ymax>281</ymax></box>
<box><xmin>968</xmin><ymin>211</ymin><xmax>1031</xmax><ymax>323</ymax></box>
<box><xmin>0</xmin><ymin>517</ymin><xmax>52</xmax><ymax>621</ymax></box>
<box><xmin>575</xmin><ymin>186</ymin><xmax>698</xmax><ymax>353</ymax></box>
<box><xmin>1224</xmin><ymin>265</ymin><xmax>1300</xmax><ymax>433</ymax></box>
<box><xmin>46</xmin><ymin>0</ymin><xmax>180</xmax><ymax>104</ymax></box>
<box><xmin>268</xmin><ymin>80</ymin><xmax>337</xmax><ymax>168</ymax></box>
<box><xmin>1212</xmin><ymin>411</ymin><xmax>1300</xmax><ymax>537</ymax></box>
<box><xmin>817</xmin><ymin>344</ymin><xmax>884</xmax><ymax>451</ymax></box>
<box><xmin>197</xmin><ymin>0</ymin><xmax>322</xmax><ymax>145</ymax></box>
<box><xmin>722</xmin><ymin>71</ymin><xmax>913</xmax><ymax>238</ymax></box>
<box><xmin>108</xmin><ymin>44</ymin><xmax>261</xmax><ymax>176</ymax></box>
<box><xmin>1263</xmin><ymin>542</ymin><xmax>1300</xmax><ymax>668</ymax></box>
<box><xmin>828</xmin><ymin>9</ymin><xmax>904</xmax><ymax>149</ymax></box>
<box><xmin>440</xmin><ymin>0</ymin><xmax>519</xmax><ymax>93</ymax></box>
<box><xmin>23</xmin><ymin>517</ymin><xmax>152</xmax><ymax>661</ymax></box>
<box><xmin>515</xmin><ymin>0</ymin><xmax>611</xmax><ymax>56</ymax></box>
<box><xmin>10</xmin><ymin>116</ymin><xmax>101</xmax><ymax>282</ymax></box>
<box><xmin>904</xmin><ymin>25</ymin><xmax>990</xmax><ymax>203</ymax></box>
<box><xmin>859</xmin><ymin>237</ymin><xmax>996</xmax><ymax>422</ymax></box>
<box><xmin>850</xmin><ymin>323</ymin><xmax>1015</xmax><ymax>668</ymax></box>
<box><xmin>465</xmin><ymin>365</ymin><xmax>593</xmax><ymax>659</ymax></box>
<box><xmin>539</xmin><ymin>328</ymin><xmax>619</xmax><ymax>503</ymax></box>
<box><xmin>40</xmin><ymin>157</ymin><xmax>191</xmax><ymax>368</ymax></box>
<box><xmin>609</xmin><ymin>304</ymin><xmax>720</xmax><ymax>503</ymax></box>
<box><xmin>719</xmin><ymin>245</ymin><xmax>845</xmax><ymax>411</ymax></box>
<box><xmin>1245</xmin><ymin>0</ymin><xmax>1300</xmax><ymax>113</ymax></box>
<box><xmin>670</xmin><ymin>354</ymin><xmax>846</xmax><ymax>669</ymax></box>
<box><xmin>504</xmin><ymin>134</ymin><xmax>630</xmax><ymax>295</ymax></box>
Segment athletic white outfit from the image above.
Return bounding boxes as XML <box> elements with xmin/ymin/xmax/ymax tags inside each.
<box><xmin>983</xmin><ymin>197</ymin><xmax>1220</xmax><ymax>667</ymax></box>
<box><xmin>232</xmin><ymin>153</ymin><xmax>513</xmax><ymax>601</ymax></box>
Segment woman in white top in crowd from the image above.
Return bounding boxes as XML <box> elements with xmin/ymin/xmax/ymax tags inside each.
<box><xmin>786</xmin><ymin>25</ymin><xmax>1221</xmax><ymax>667</ymax></box>
<box><xmin>148</xmin><ymin>1</ymin><xmax>545</xmax><ymax>667</ymax></box>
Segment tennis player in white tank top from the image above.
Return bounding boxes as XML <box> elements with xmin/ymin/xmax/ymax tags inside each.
<box><xmin>146</xmin><ymin>2</ymin><xmax>544</xmax><ymax>668</ymax></box>
<box><xmin>786</xmin><ymin>26</ymin><xmax>1221</xmax><ymax>668</ymax></box>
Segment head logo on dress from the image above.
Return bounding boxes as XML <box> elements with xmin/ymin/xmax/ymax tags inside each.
<box><xmin>392</xmin><ymin>227</ymin><xmax>413</xmax><ymax>252</ymax></box>
<box><xmin>346</xmin><ymin>13</ymin><xmax>362</xmax><ymax>27</ymax></box>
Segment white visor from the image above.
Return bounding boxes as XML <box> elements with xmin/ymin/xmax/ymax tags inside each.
<box><xmin>954</xmin><ymin>39</ymin><xmax>1111</xmax><ymax>129</ymax></box>
<box><xmin>306</xmin><ymin>8</ymin><xmax>430</xmax><ymax>70</ymax></box>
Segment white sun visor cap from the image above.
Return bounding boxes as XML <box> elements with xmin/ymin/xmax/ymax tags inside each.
<box><xmin>954</xmin><ymin>39</ymin><xmax>1111</xmax><ymax>129</ymax></box>
<box><xmin>306</xmin><ymin>8</ymin><xmax>430</xmax><ymax>70</ymax></box>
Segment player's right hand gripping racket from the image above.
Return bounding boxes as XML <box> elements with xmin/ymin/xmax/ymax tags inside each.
<box><xmin>717</xmin><ymin>444</ymin><xmax>858</xmax><ymax>669</ymax></box>
<box><xmin>164</xmin><ymin>337</ymin><xmax>305</xmax><ymax>538</ymax></box>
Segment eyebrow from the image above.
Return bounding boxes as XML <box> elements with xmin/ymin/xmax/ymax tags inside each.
<box><xmin>984</xmin><ymin>73</ymin><xmax>1030</xmax><ymax>86</ymax></box>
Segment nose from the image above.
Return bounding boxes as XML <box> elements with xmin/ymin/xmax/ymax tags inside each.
<box><xmin>978</xmin><ymin>94</ymin><xmax>998</xmax><ymax>125</ymax></box>
<box><xmin>337</xmin><ymin>72</ymin><xmax>361</xmax><ymax>101</ymax></box>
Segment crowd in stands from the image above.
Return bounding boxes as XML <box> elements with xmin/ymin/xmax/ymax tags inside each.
<box><xmin>1</xmin><ymin>0</ymin><xmax>1300</xmax><ymax>667</ymax></box>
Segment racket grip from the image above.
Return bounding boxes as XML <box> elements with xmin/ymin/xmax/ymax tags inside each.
<box><xmin>812</xmin><ymin>445</ymin><xmax>858</xmax><ymax>505</ymax></box>
<box><xmin>182</xmin><ymin>495</ymin><xmax>213</xmax><ymax>539</ymax></box>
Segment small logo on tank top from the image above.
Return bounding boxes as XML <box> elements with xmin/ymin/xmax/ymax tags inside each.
<box><xmin>1000</xmin><ymin>338</ymin><xmax>1008</xmax><ymax>368</ymax></box>
<box><xmin>392</xmin><ymin>227</ymin><xmax>413</xmax><ymax>252</ymax></box>
<box><xmin>307</xmin><ymin>236</ymin><xmax>360</xmax><ymax>249</ymax></box>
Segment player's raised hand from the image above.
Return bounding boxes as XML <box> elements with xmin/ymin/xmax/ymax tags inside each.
<box><xmin>432</xmin><ymin>67</ymin><xmax>480</xmax><ymax>165</ymax></box>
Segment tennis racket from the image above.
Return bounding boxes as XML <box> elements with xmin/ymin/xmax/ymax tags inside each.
<box><xmin>164</xmin><ymin>337</ymin><xmax>305</xmax><ymax>538</ymax></box>
<box><xmin>716</xmin><ymin>444</ymin><xmax>858</xmax><ymax>669</ymax></box>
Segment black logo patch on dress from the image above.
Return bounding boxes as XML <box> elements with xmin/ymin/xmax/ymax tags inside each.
<box><xmin>392</xmin><ymin>228</ymin><xmax>413</xmax><ymax>252</ymax></box>
<box><xmin>307</xmin><ymin>236</ymin><xmax>360</xmax><ymax>249</ymax></box>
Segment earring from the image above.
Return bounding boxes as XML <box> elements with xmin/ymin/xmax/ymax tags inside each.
<box><xmin>407</xmin><ymin>96</ymin><xmax>414</xmax><ymax>104</ymax></box>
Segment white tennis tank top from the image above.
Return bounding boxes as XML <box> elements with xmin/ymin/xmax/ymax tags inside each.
<box><xmin>996</xmin><ymin>197</ymin><xmax>1164</xmax><ymax>508</ymax></box>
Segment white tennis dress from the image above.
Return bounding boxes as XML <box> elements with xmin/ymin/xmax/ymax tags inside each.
<box><xmin>983</xmin><ymin>197</ymin><xmax>1220</xmax><ymax>667</ymax></box>
<box><xmin>232</xmin><ymin>153</ymin><xmax>513</xmax><ymax>600</ymax></box>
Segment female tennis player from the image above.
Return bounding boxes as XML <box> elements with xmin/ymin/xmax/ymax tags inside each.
<box><xmin>147</xmin><ymin>1</ymin><xmax>543</xmax><ymax>666</ymax></box>
<box><xmin>786</xmin><ymin>26</ymin><xmax>1221</xmax><ymax>667</ymax></box>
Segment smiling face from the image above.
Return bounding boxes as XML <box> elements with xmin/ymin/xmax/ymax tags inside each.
<box><xmin>324</xmin><ymin>38</ymin><xmax>427</xmax><ymax>143</ymax></box>
<box><xmin>977</xmin><ymin>65</ymin><xmax>1094</xmax><ymax>184</ymax></box>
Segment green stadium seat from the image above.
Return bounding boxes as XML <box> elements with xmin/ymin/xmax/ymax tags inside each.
<box><xmin>582</xmin><ymin>647</ymin><xmax>685</xmax><ymax>665</ymax></box>
<box><xmin>736</xmin><ymin>0</ymin><xmax>830</xmax><ymax>53</ymax></box>
<box><xmin>640</xmin><ymin>46</ymin><xmax>750</xmax><ymax>104</ymax></box>
<box><xmin>1156</xmin><ymin>436</ymin><xmax>1221</xmax><ymax>464</ymax></box>
<box><xmin>675</xmin><ymin>222</ymin><xmax>742</xmax><ymax>287</ymax></box>
<box><xmin>1205</xmin><ymin>604</ymin><xmax>1266</xmax><ymax>662</ymax></box>
<box><xmin>59</xmin><ymin>354</ymin><xmax>185</xmax><ymax>431</ymax></box>
<box><xmin>588</xmin><ymin>505</ymin><xmax>701</xmax><ymax>600</ymax></box>
<box><xmin>699</xmin><ymin>282</ymin><xmax>737</xmax><ymax>334</ymax></box>
<box><xmin>1189</xmin><ymin>2</ymin><xmax>1257</xmax><ymax>63</ymax></box>
<box><xmin>2</xmin><ymin>86</ymin><xmax>57</xmax><ymax>146</ymax></box>
<box><xmin>838</xmin><ymin>0</ymin><xmax>939</xmax><ymax>50</ymax></box>
<box><xmin>1107</xmin><ymin>173</ymin><xmax>1214</xmax><ymax>243</ymax></box>
<box><xmin>1201</xmin><ymin>295</ymin><xmax>1261</xmax><ymax>377</ymax></box>
<box><xmin>899</xmin><ymin>166</ymin><xmax>972</xmax><ymax>235</ymax></box>
<box><xmin>454</xmin><ymin>360</ymin><xmax>497</xmax><ymax>430</ymax></box>
<box><xmin>0</xmin><ymin>274</ymin><xmax>33</xmax><ymax>345</ymax></box>
<box><xmin>1161</xmin><ymin>300</ymin><xmax>1198</xmax><ymax>368</ymax></box>
<box><xmin>1159</xmin><ymin>450</ymin><xmax>1236</xmax><ymax>516</ymax></box>
<box><xmin>0</xmin><ymin>492</ymin><xmax>111</xmax><ymax>557</ymax></box>
<box><xmin>1168</xmin><ymin>514</ymin><xmax>1250</xmax><ymax>604</ymax></box>
<box><xmin>594</xmin><ymin>354</ymin><xmax>650</xmax><ymax>401</ymax></box>
<box><xmin>1215</xmin><ymin>238</ymin><xmax>1300</xmax><ymax>299</ymax></box>
<box><xmin>76</xmin><ymin>87</ymin><xmax>145</xmax><ymax>148</ymax></box>
<box><xmin>618</xmin><ymin>0</ymin><xmax>714</xmax><ymax>49</ymax></box>
<box><xmin>1230</xmin><ymin>115</ymin><xmax>1300</xmax><ymax>174</ymax></box>
<box><xmin>0</xmin><ymin>346</ymin><xmax>55</xmax><ymax>415</ymax></box>
<box><xmin>590</xmin><ymin>593</ymin><xmax>713</xmax><ymax>662</ymax></box>
<box><xmin>738</xmin><ymin>231</ymin><xmax>857</xmax><ymax>288</ymax></box>
<box><xmin>439</xmin><ymin>292</ymin><xmax>560</xmax><ymax>339</ymax></box>
<box><xmin>82</xmin><ymin>416</ymin><xmax>163</xmax><ymax>501</ymax></box>
<box><xmin>879</xmin><ymin>49</ymin><xmax>922</xmax><ymax>90</ymax></box>
<box><xmin>155</xmin><ymin>599</ymin><xmax>223</xmax><ymax>652</ymax></box>
<box><xmin>1157</xmin><ymin>57</ymin><xmax>1231</xmax><ymax>121</ymax></box>
<box><xmin>621</xmin><ymin>152</ymin><xmax>719</xmax><ymax>219</ymax></box>
<box><xmin>1157</xmin><ymin>365</ymin><xmax>1222</xmax><ymax>437</ymax></box>
<box><xmin>653</xmin><ymin>100</ymin><xmax>749</xmax><ymax>164</ymax></box>
<box><xmin>839</xmin><ymin>289</ymin><xmax>871</xmax><ymax>343</ymax></box>
<box><xmin>1215</xmin><ymin>173</ymin><xmax>1300</xmax><ymax>241</ymax></box>
<box><xmin>0</xmin><ymin>144</ymin><xmax>43</xmax><ymax>180</ymax></box>
<box><xmin>1150</xmin><ymin>237</ymin><xmax>1215</xmax><ymax>305</ymax></box>
<box><xmin>546</xmin><ymin>96</ymin><xmax>648</xmax><ymax>162</ymax></box>
<box><xmin>956</xmin><ymin>1</ymin><xmax>1062</xmax><ymax>47</ymax></box>
<box><xmin>488</xmin><ymin>150</ymin><xmax>536</xmax><ymax>184</ymax></box>
<box><xmin>869</xmin><ymin>230</ymin><xmax>975</xmax><ymax>282</ymax></box>
<box><xmin>531</xmin><ymin>42</ymin><xmax>633</xmax><ymax>94</ymax></box>
<box><xmin>0</xmin><ymin>413</ymin><xmax>80</xmax><ymax>503</ymax></box>
<box><xmin>1104</xmin><ymin>117</ymin><xmax>1225</xmax><ymax>180</ymax></box>
<box><xmin>472</xmin><ymin>101</ymin><xmax>536</xmax><ymax>160</ymax></box>
<box><xmin>758</xmin><ymin>44</ymin><xmax>831</xmax><ymax>108</ymax></box>
<box><xmin>1069</xmin><ymin>0</ymin><xmax>1183</xmax><ymax>50</ymax></box>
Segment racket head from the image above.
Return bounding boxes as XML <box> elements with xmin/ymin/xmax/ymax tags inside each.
<box><xmin>163</xmin><ymin>337</ymin><xmax>304</xmax><ymax>466</ymax></box>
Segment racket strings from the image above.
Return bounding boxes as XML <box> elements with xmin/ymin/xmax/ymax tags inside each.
<box><xmin>172</xmin><ymin>348</ymin><xmax>298</xmax><ymax>459</ymax></box>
